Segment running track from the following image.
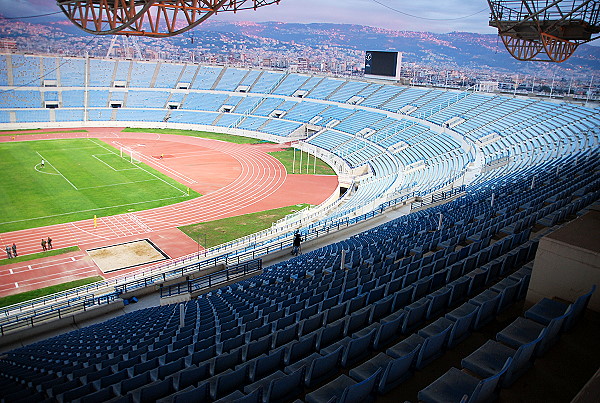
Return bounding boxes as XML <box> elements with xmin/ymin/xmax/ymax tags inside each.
<box><xmin>0</xmin><ymin>128</ymin><xmax>339</xmax><ymax>296</ymax></box>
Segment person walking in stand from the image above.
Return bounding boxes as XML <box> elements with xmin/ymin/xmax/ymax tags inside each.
<box><xmin>292</xmin><ymin>232</ymin><xmax>302</xmax><ymax>256</ymax></box>
<box><xmin>47</xmin><ymin>236</ymin><xmax>53</xmax><ymax>250</ymax></box>
<box><xmin>11</xmin><ymin>243</ymin><xmax>17</xmax><ymax>257</ymax></box>
<box><xmin>41</xmin><ymin>238</ymin><xmax>47</xmax><ymax>251</ymax></box>
<box><xmin>5</xmin><ymin>245</ymin><xmax>12</xmax><ymax>259</ymax></box>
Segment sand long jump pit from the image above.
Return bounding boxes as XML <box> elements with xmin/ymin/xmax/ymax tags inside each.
<box><xmin>87</xmin><ymin>239</ymin><xmax>169</xmax><ymax>273</ymax></box>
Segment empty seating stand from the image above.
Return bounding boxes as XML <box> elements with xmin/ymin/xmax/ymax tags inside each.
<box><xmin>0</xmin><ymin>54</ymin><xmax>599</xmax><ymax>403</ymax></box>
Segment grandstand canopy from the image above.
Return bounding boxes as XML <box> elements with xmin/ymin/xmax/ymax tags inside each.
<box><xmin>488</xmin><ymin>0</ymin><xmax>600</xmax><ymax>62</ymax></box>
<box><xmin>57</xmin><ymin>0</ymin><xmax>280</xmax><ymax>37</ymax></box>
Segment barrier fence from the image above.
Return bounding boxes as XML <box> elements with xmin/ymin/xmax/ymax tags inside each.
<box><xmin>0</xmin><ymin>293</ymin><xmax>119</xmax><ymax>336</ymax></box>
<box><xmin>160</xmin><ymin>259</ymin><xmax>263</xmax><ymax>298</ymax></box>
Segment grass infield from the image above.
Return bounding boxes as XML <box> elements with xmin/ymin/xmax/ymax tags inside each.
<box><xmin>0</xmin><ymin>129</ymin><xmax>88</xmax><ymax>136</ymax></box>
<box><xmin>0</xmin><ymin>276</ymin><xmax>104</xmax><ymax>308</ymax></box>
<box><xmin>0</xmin><ymin>246</ymin><xmax>80</xmax><ymax>266</ymax></box>
<box><xmin>122</xmin><ymin>128</ymin><xmax>268</xmax><ymax>144</ymax></box>
<box><xmin>268</xmin><ymin>148</ymin><xmax>335</xmax><ymax>175</ymax></box>
<box><xmin>0</xmin><ymin>138</ymin><xmax>200</xmax><ymax>232</ymax></box>
<box><xmin>178</xmin><ymin>204</ymin><xmax>310</xmax><ymax>248</ymax></box>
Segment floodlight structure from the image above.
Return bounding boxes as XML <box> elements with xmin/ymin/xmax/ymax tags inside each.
<box><xmin>488</xmin><ymin>1</ymin><xmax>600</xmax><ymax>62</ymax></box>
<box><xmin>56</xmin><ymin>0</ymin><xmax>280</xmax><ymax>37</ymax></box>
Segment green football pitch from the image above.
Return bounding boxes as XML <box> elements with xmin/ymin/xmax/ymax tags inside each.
<box><xmin>0</xmin><ymin>138</ymin><xmax>200</xmax><ymax>233</ymax></box>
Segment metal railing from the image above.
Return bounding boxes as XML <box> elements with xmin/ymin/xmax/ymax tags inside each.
<box><xmin>0</xmin><ymin>292</ymin><xmax>119</xmax><ymax>336</ymax></box>
<box><xmin>160</xmin><ymin>259</ymin><xmax>262</xmax><ymax>298</ymax></box>
<box><xmin>410</xmin><ymin>185</ymin><xmax>466</xmax><ymax>209</ymax></box>
<box><xmin>0</xmin><ymin>280</ymin><xmax>108</xmax><ymax>319</ymax></box>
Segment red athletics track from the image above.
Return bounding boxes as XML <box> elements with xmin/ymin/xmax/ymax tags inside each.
<box><xmin>0</xmin><ymin>128</ymin><xmax>339</xmax><ymax>297</ymax></box>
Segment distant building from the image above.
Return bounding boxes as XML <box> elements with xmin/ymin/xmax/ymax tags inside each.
<box><xmin>479</xmin><ymin>81</ymin><xmax>499</xmax><ymax>93</ymax></box>
<box><xmin>297</xmin><ymin>58</ymin><xmax>308</xmax><ymax>70</ymax></box>
<box><xmin>0</xmin><ymin>40</ymin><xmax>17</xmax><ymax>52</ymax></box>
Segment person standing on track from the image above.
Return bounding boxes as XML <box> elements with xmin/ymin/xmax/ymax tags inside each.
<box><xmin>11</xmin><ymin>243</ymin><xmax>17</xmax><ymax>257</ymax></box>
<box><xmin>5</xmin><ymin>245</ymin><xmax>12</xmax><ymax>259</ymax></box>
<box><xmin>47</xmin><ymin>236</ymin><xmax>53</xmax><ymax>250</ymax></box>
<box><xmin>41</xmin><ymin>238</ymin><xmax>47</xmax><ymax>251</ymax></box>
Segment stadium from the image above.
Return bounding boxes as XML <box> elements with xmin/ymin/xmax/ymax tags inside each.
<box><xmin>0</xmin><ymin>46</ymin><xmax>599</xmax><ymax>403</ymax></box>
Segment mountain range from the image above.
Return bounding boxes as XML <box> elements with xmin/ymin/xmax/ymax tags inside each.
<box><xmin>1</xmin><ymin>16</ymin><xmax>598</xmax><ymax>78</ymax></box>
<box><xmin>201</xmin><ymin>21</ymin><xmax>600</xmax><ymax>73</ymax></box>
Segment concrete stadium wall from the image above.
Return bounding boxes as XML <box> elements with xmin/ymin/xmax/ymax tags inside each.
<box><xmin>527</xmin><ymin>209</ymin><xmax>600</xmax><ymax>312</ymax></box>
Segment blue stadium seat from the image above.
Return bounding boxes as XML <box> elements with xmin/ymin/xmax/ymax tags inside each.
<box><xmin>469</xmin><ymin>290</ymin><xmax>501</xmax><ymax>330</ymax></box>
<box><xmin>445</xmin><ymin>302</ymin><xmax>479</xmax><ymax>348</ymax></box>
<box><xmin>304</xmin><ymin>346</ymin><xmax>344</xmax><ymax>388</ymax></box>
<box><xmin>373</xmin><ymin>311</ymin><xmax>405</xmax><ymax>349</ymax></box>
<box><xmin>211</xmin><ymin>365</ymin><xmax>249</xmax><ymax>400</ymax></box>
<box><xmin>525</xmin><ymin>285</ymin><xmax>596</xmax><ymax>331</ymax></box>
<box><xmin>169</xmin><ymin>381</ymin><xmax>210</xmax><ymax>403</ymax></box>
<box><xmin>305</xmin><ymin>367</ymin><xmax>381</xmax><ymax>403</ymax></box>
<box><xmin>248</xmin><ymin>348</ymin><xmax>285</xmax><ymax>383</ymax></box>
<box><xmin>418</xmin><ymin>358</ymin><xmax>512</xmax><ymax>403</ymax></box>
<box><xmin>461</xmin><ymin>329</ymin><xmax>545</xmax><ymax>387</ymax></box>
<box><xmin>401</xmin><ymin>298</ymin><xmax>431</xmax><ymax>334</ymax></box>
<box><xmin>80</xmin><ymin>387</ymin><xmax>117</xmax><ymax>403</ymax></box>
<box><xmin>496</xmin><ymin>305</ymin><xmax>573</xmax><ymax>356</ymax></box>
<box><xmin>137</xmin><ymin>378</ymin><xmax>176</xmax><ymax>402</ymax></box>
<box><xmin>263</xmin><ymin>366</ymin><xmax>305</xmax><ymax>403</ymax></box>
<box><xmin>350</xmin><ymin>344</ymin><xmax>419</xmax><ymax>394</ymax></box>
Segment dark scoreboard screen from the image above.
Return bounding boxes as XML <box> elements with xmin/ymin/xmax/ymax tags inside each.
<box><xmin>364</xmin><ymin>51</ymin><xmax>400</xmax><ymax>79</ymax></box>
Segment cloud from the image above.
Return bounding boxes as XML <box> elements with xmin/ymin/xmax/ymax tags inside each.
<box><xmin>0</xmin><ymin>0</ymin><xmax>58</xmax><ymax>18</ymax></box>
<box><xmin>212</xmin><ymin>0</ymin><xmax>497</xmax><ymax>34</ymax></box>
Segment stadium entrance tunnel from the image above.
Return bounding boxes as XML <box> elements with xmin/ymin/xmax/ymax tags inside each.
<box><xmin>340</xmin><ymin>186</ymin><xmax>349</xmax><ymax>198</ymax></box>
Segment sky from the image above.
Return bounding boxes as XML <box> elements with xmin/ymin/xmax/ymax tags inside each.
<box><xmin>213</xmin><ymin>0</ymin><xmax>495</xmax><ymax>34</ymax></box>
<box><xmin>0</xmin><ymin>0</ymin><xmax>497</xmax><ymax>34</ymax></box>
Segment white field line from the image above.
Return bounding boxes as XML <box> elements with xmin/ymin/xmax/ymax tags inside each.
<box><xmin>35</xmin><ymin>151</ymin><xmax>78</xmax><ymax>190</ymax></box>
<box><xmin>95</xmin><ymin>139</ymin><xmax>190</xmax><ymax>195</ymax></box>
<box><xmin>91</xmin><ymin>153</ymin><xmax>138</xmax><ymax>172</ymax></box>
<box><xmin>0</xmin><ymin>255</ymin><xmax>87</xmax><ymax>275</ymax></box>
<box><xmin>34</xmin><ymin>164</ymin><xmax>60</xmax><ymax>175</ymax></box>
<box><xmin>78</xmin><ymin>178</ymin><xmax>159</xmax><ymax>190</ymax></box>
<box><xmin>0</xmin><ymin>259</ymin><xmax>88</xmax><ymax>279</ymax></box>
<box><xmin>0</xmin><ymin>266</ymin><xmax>98</xmax><ymax>291</ymax></box>
<box><xmin>0</xmin><ymin>195</ymin><xmax>190</xmax><ymax>226</ymax></box>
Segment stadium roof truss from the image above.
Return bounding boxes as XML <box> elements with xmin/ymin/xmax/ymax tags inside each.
<box><xmin>488</xmin><ymin>0</ymin><xmax>600</xmax><ymax>62</ymax></box>
<box><xmin>57</xmin><ymin>0</ymin><xmax>280</xmax><ymax>37</ymax></box>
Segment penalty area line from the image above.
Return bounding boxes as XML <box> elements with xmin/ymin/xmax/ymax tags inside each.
<box><xmin>35</xmin><ymin>151</ymin><xmax>79</xmax><ymax>190</ymax></box>
<box><xmin>110</xmin><ymin>140</ymin><xmax>193</xmax><ymax>193</ymax></box>
<box><xmin>91</xmin><ymin>153</ymin><xmax>139</xmax><ymax>172</ymax></box>
<box><xmin>77</xmin><ymin>178</ymin><xmax>161</xmax><ymax>190</ymax></box>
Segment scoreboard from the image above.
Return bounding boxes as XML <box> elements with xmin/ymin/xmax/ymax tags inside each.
<box><xmin>364</xmin><ymin>51</ymin><xmax>402</xmax><ymax>80</ymax></box>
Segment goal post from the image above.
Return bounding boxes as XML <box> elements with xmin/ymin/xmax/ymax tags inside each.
<box><xmin>130</xmin><ymin>150</ymin><xmax>141</xmax><ymax>164</ymax></box>
<box><xmin>120</xmin><ymin>147</ymin><xmax>141</xmax><ymax>164</ymax></box>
